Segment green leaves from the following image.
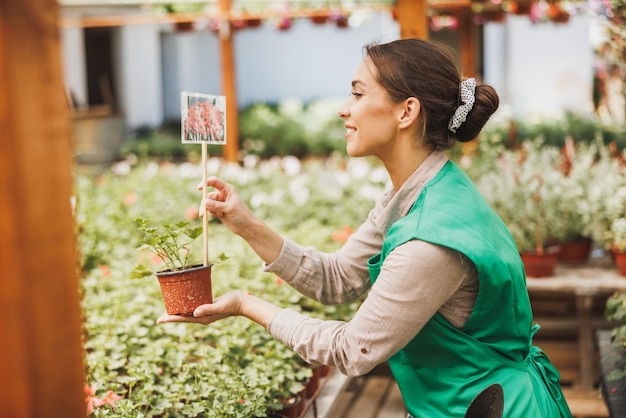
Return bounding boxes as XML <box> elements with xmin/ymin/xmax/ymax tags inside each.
<box><xmin>130</xmin><ymin>264</ymin><xmax>153</xmax><ymax>279</ymax></box>
<box><xmin>77</xmin><ymin>158</ymin><xmax>373</xmax><ymax>416</ymax></box>
<box><xmin>133</xmin><ymin>217</ymin><xmax>202</xmax><ymax>272</ymax></box>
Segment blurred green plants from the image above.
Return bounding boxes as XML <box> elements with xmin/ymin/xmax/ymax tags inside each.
<box><xmin>77</xmin><ymin>104</ymin><xmax>626</xmax><ymax>415</ymax></box>
<box><xmin>75</xmin><ymin>156</ymin><xmax>383</xmax><ymax>416</ymax></box>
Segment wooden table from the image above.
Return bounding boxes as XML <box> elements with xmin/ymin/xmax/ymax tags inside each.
<box><xmin>526</xmin><ymin>260</ymin><xmax>626</xmax><ymax>390</ymax></box>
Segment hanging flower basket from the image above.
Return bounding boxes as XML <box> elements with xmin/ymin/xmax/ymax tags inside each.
<box><xmin>510</xmin><ymin>0</ymin><xmax>534</xmax><ymax>15</ymax></box>
<box><xmin>247</xmin><ymin>18</ymin><xmax>263</xmax><ymax>28</ymax></box>
<box><xmin>335</xmin><ymin>16</ymin><xmax>349</xmax><ymax>28</ymax></box>
<box><xmin>175</xmin><ymin>21</ymin><xmax>194</xmax><ymax>32</ymax></box>
<box><xmin>275</xmin><ymin>17</ymin><xmax>292</xmax><ymax>31</ymax></box>
<box><xmin>309</xmin><ymin>15</ymin><xmax>329</xmax><ymax>25</ymax></box>
<box><xmin>548</xmin><ymin>4</ymin><xmax>570</xmax><ymax>23</ymax></box>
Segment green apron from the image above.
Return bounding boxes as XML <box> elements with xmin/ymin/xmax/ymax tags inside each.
<box><xmin>368</xmin><ymin>161</ymin><xmax>572</xmax><ymax>418</ymax></box>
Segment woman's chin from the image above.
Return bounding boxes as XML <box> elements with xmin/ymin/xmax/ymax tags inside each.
<box><xmin>346</xmin><ymin>145</ymin><xmax>364</xmax><ymax>158</ymax></box>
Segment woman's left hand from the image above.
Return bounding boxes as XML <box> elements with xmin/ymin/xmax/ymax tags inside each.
<box><xmin>156</xmin><ymin>291</ymin><xmax>244</xmax><ymax>325</ymax></box>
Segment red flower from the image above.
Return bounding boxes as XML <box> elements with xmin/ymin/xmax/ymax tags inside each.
<box><xmin>185</xmin><ymin>205</ymin><xmax>199</xmax><ymax>220</ymax></box>
<box><xmin>151</xmin><ymin>253</ymin><xmax>164</xmax><ymax>266</ymax></box>
<box><xmin>276</xmin><ymin>277</ymin><xmax>284</xmax><ymax>286</ymax></box>
<box><xmin>84</xmin><ymin>384</ymin><xmax>105</xmax><ymax>413</ymax></box>
<box><xmin>123</xmin><ymin>192</ymin><xmax>138</xmax><ymax>207</ymax></box>
<box><xmin>98</xmin><ymin>265</ymin><xmax>110</xmax><ymax>277</ymax></box>
<box><xmin>332</xmin><ymin>226</ymin><xmax>354</xmax><ymax>244</ymax></box>
<box><xmin>84</xmin><ymin>384</ymin><xmax>120</xmax><ymax>413</ymax></box>
<box><xmin>101</xmin><ymin>390</ymin><xmax>121</xmax><ymax>407</ymax></box>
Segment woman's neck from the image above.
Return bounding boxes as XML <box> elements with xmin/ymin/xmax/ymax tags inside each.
<box><xmin>384</xmin><ymin>146</ymin><xmax>433</xmax><ymax>190</ymax></box>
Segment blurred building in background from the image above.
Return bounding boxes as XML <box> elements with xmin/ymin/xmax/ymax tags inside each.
<box><xmin>58</xmin><ymin>0</ymin><xmax>604</xmax><ymax>132</ymax></box>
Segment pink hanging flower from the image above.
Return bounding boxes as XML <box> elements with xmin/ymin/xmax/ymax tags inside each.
<box><xmin>529</xmin><ymin>1</ymin><xmax>544</xmax><ymax>23</ymax></box>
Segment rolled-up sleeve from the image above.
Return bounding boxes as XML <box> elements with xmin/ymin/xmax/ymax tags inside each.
<box><xmin>267</xmin><ymin>240</ymin><xmax>473</xmax><ymax>376</ymax></box>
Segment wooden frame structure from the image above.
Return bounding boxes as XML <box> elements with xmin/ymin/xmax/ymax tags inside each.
<box><xmin>60</xmin><ymin>0</ymin><xmax>481</xmax><ymax>161</ymax></box>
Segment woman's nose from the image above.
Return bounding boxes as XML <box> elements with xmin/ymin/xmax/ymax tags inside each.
<box><xmin>338</xmin><ymin>100</ymin><xmax>350</xmax><ymax>119</ymax></box>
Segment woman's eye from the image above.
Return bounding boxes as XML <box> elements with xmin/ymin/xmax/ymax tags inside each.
<box><xmin>350</xmin><ymin>92</ymin><xmax>362</xmax><ymax>99</ymax></box>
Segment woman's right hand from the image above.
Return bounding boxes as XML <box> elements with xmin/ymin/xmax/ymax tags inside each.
<box><xmin>200</xmin><ymin>176</ymin><xmax>257</xmax><ymax>237</ymax></box>
<box><xmin>200</xmin><ymin>176</ymin><xmax>284</xmax><ymax>264</ymax></box>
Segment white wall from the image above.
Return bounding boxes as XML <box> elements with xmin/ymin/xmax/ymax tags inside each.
<box><xmin>61</xmin><ymin>26</ymin><xmax>87</xmax><ymax>108</ymax></box>
<box><xmin>504</xmin><ymin>14</ymin><xmax>594</xmax><ymax>118</ymax></box>
<box><xmin>483</xmin><ymin>23</ymin><xmax>508</xmax><ymax>104</ymax></box>
<box><xmin>61</xmin><ymin>11</ymin><xmax>596</xmax><ymax>130</ymax></box>
<box><xmin>233</xmin><ymin>13</ymin><xmax>399</xmax><ymax>107</ymax></box>
<box><xmin>161</xmin><ymin>29</ymin><xmax>222</xmax><ymax>121</ymax></box>
<box><xmin>160</xmin><ymin>12</ymin><xmax>399</xmax><ymax>121</ymax></box>
<box><xmin>115</xmin><ymin>24</ymin><xmax>165</xmax><ymax>128</ymax></box>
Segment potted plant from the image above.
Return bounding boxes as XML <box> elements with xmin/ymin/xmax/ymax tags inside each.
<box><xmin>545</xmin><ymin>138</ymin><xmax>595</xmax><ymax>264</ymax></box>
<box><xmin>601</xmin><ymin>291</ymin><xmax>626</xmax><ymax>415</ymax></box>
<box><xmin>583</xmin><ymin>144</ymin><xmax>626</xmax><ymax>257</ymax></box>
<box><xmin>476</xmin><ymin>141</ymin><xmax>561</xmax><ymax>277</ymax></box>
<box><xmin>130</xmin><ymin>217</ymin><xmax>213</xmax><ymax>315</ymax></box>
<box><xmin>610</xmin><ymin>217</ymin><xmax>626</xmax><ymax>276</ymax></box>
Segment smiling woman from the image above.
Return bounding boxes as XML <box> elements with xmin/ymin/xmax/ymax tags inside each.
<box><xmin>158</xmin><ymin>38</ymin><xmax>572</xmax><ymax>418</ymax></box>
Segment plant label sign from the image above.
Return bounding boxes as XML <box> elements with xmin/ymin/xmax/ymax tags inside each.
<box><xmin>181</xmin><ymin>92</ymin><xmax>226</xmax><ymax>144</ymax></box>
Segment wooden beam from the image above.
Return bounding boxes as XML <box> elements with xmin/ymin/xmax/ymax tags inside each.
<box><xmin>0</xmin><ymin>1</ymin><xmax>85</xmax><ymax>417</ymax></box>
<box><xmin>458</xmin><ymin>10</ymin><xmax>476</xmax><ymax>77</ymax></box>
<box><xmin>396</xmin><ymin>0</ymin><xmax>429</xmax><ymax>39</ymax></box>
<box><xmin>219</xmin><ymin>0</ymin><xmax>239</xmax><ymax>162</ymax></box>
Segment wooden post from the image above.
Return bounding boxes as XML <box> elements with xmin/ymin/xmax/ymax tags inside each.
<box><xmin>396</xmin><ymin>0</ymin><xmax>429</xmax><ymax>39</ymax></box>
<box><xmin>0</xmin><ymin>0</ymin><xmax>85</xmax><ymax>417</ymax></box>
<box><xmin>219</xmin><ymin>0</ymin><xmax>239</xmax><ymax>162</ymax></box>
<box><xmin>458</xmin><ymin>10</ymin><xmax>476</xmax><ymax>77</ymax></box>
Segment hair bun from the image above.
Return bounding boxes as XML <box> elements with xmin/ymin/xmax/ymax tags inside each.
<box><xmin>454</xmin><ymin>84</ymin><xmax>499</xmax><ymax>143</ymax></box>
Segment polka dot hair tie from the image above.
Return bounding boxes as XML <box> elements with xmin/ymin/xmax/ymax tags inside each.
<box><xmin>448</xmin><ymin>77</ymin><xmax>476</xmax><ymax>133</ymax></box>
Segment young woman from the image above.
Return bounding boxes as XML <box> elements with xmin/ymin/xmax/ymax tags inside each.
<box><xmin>158</xmin><ymin>38</ymin><xmax>572</xmax><ymax>417</ymax></box>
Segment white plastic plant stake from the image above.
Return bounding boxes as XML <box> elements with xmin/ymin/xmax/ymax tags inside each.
<box><xmin>181</xmin><ymin>92</ymin><xmax>227</xmax><ymax>266</ymax></box>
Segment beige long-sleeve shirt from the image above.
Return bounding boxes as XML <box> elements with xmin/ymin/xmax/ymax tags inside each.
<box><xmin>265</xmin><ymin>150</ymin><xmax>479</xmax><ymax>377</ymax></box>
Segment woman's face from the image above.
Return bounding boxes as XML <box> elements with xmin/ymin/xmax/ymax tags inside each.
<box><xmin>338</xmin><ymin>57</ymin><xmax>401</xmax><ymax>159</ymax></box>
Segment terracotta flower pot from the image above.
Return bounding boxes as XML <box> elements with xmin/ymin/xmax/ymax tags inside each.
<box><xmin>615</xmin><ymin>252</ymin><xmax>626</xmax><ymax>277</ymax></box>
<box><xmin>297</xmin><ymin>384</ymin><xmax>307</xmax><ymax>415</ymax></box>
<box><xmin>558</xmin><ymin>238</ymin><xmax>592</xmax><ymax>265</ymax></box>
<box><xmin>273</xmin><ymin>395</ymin><xmax>302</xmax><ymax>418</ymax></box>
<box><xmin>156</xmin><ymin>264</ymin><xmax>213</xmax><ymax>315</ymax></box>
<box><xmin>309</xmin><ymin>15</ymin><xmax>329</xmax><ymax>25</ymax></box>
<box><xmin>520</xmin><ymin>249</ymin><xmax>559</xmax><ymax>278</ymax></box>
<box><xmin>305</xmin><ymin>365</ymin><xmax>327</xmax><ymax>397</ymax></box>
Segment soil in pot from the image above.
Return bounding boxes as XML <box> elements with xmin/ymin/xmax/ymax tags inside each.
<box><xmin>156</xmin><ymin>263</ymin><xmax>213</xmax><ymax>315</ymax></box>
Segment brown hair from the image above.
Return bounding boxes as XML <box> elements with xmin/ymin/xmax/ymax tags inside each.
<box><xmin>364</xmin><ymin>38</ymin><xmax>499</xmax><ymax>150</ymax></box>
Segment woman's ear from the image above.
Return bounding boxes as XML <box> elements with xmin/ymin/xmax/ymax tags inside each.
<box><xmin>398</xmin><ymin>97</ymin><xmax>420</xmax><ymax>129</ymax></box>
